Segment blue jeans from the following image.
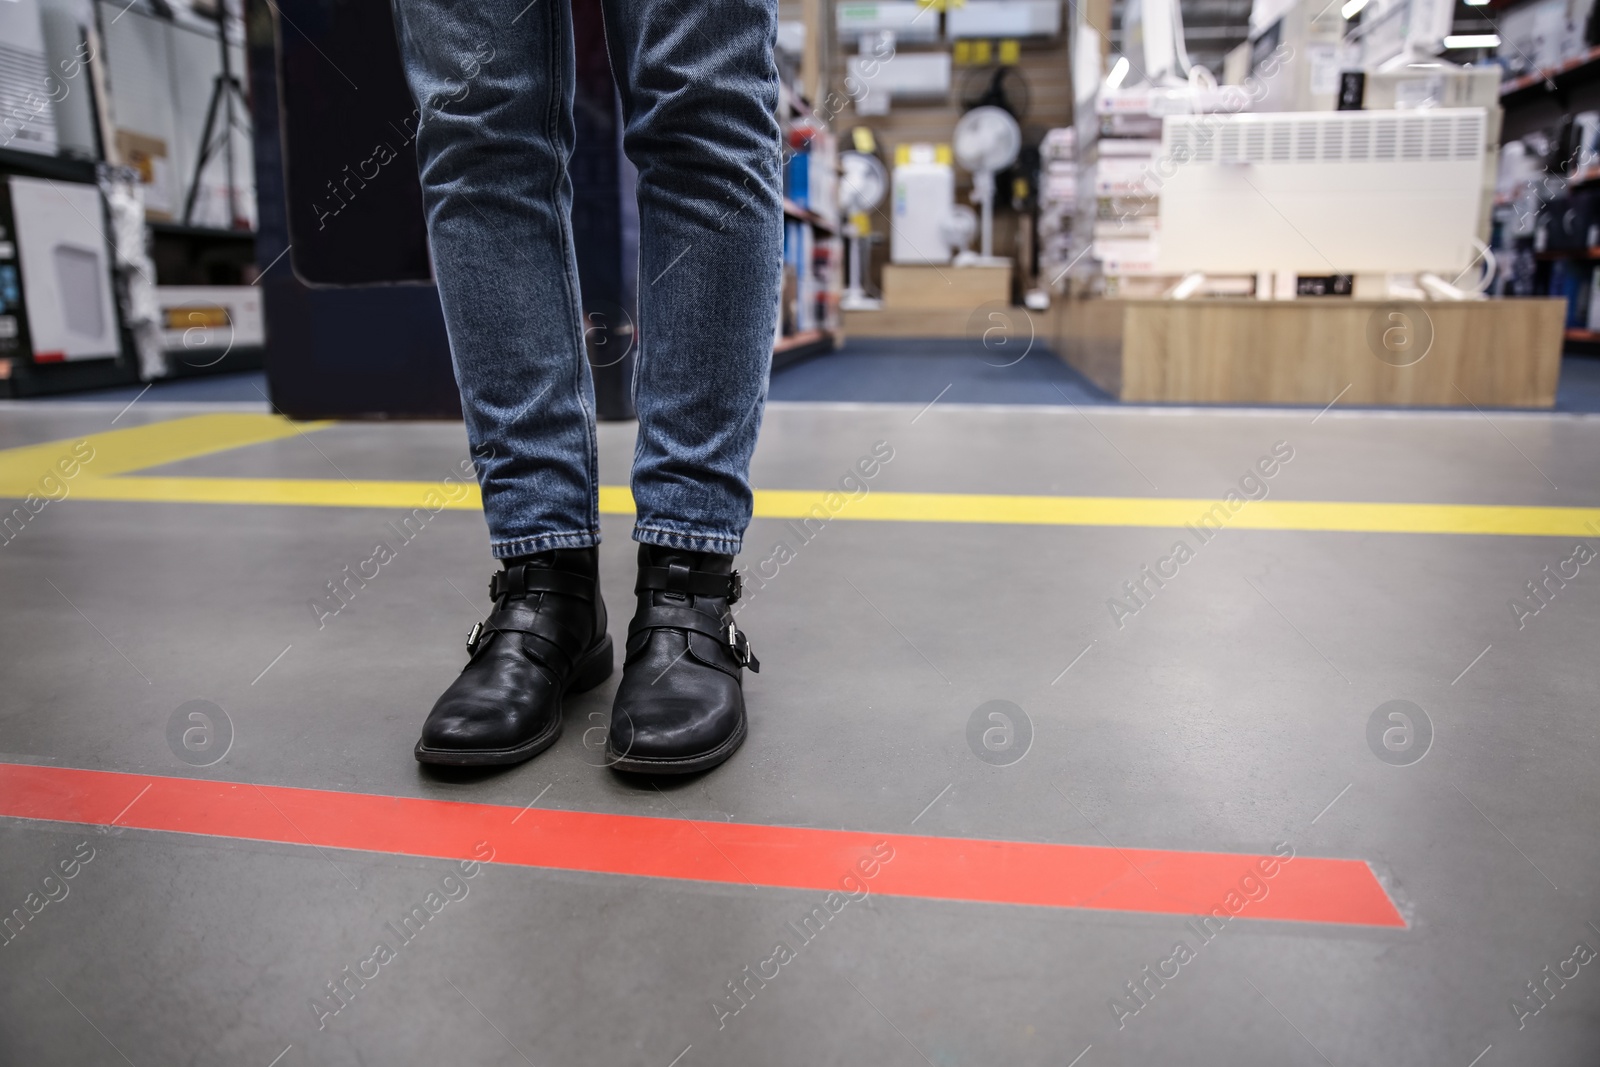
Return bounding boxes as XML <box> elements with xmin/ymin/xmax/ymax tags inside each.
<box><xmin>392</xmin><ymin>0</ymin><xmax>782</xmax><ymax>557</ymax></box>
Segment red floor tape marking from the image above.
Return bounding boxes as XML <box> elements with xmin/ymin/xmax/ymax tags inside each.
<box><xmin>0</xmin><ymin>763</ymin><xmax>1404</xmax><ymax>926</ymax></box>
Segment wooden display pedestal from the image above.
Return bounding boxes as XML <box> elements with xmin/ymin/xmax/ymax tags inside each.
<box><xmin>1048</xmin><ymin>297</ymin><xmax>1566</xmax><ymax>408</ymax></box>
<box><xmin>845</xmin><ymin>262</ymin><xmax>1012</xmax><ymax>338</ymax></box>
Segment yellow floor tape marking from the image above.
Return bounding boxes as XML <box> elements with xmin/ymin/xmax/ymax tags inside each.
<box><xmin>44</xmin><ymin>475</ymin><xmax>1600</xmax><ymax>537</ymax></box>
<box><xmin>768</xmin><ymin>491</ymin><xmax>1600</xmax><ymax>537</ymax></box>
<box><xmin>65</xmin><ymin>476</ymin><xmax>483</xmax><ymax>511</ymax></box>
<box><xmin>1</xmin><ymin>414</ymin><xmax>1594</xmax><ymax>538</ymax></box>
<box><xmin>0</xmin><ymin>414</ymin><xmax>332</xmax><ymax>493</ymax></box>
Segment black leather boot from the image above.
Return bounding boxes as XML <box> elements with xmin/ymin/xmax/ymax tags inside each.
<box><xmin>415</xmin><ymin>548</ymin><xmax>611</xmax><ymax>766</ymax></box>
<box><xmin>607</xmin><ymin>544</ymin><xmax>759</xmax><ymax>774</ymax></box>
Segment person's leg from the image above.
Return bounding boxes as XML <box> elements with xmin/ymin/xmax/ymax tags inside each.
<box><xmin>392</xmin><ymin>0</ymin><xmax>599</xmax><ymax>556</ymax></box>
<box><xmin>598</xmin><ymin>0</ymin><xmax>782</xmax><ymax>773</ymax></box>
<box><xmin>605</xmin><ymin>0</ymin><xmax>784</xmax><ymax>550</ymax></box>
<box><xmin>393</xmin><ymin>0</ymin><xmax>611</xmax><ymax>765</ymax></box>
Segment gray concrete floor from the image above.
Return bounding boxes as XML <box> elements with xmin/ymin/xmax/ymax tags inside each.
<box><xmin>1</xmin><ymin>398</ymin><xmax>1598</xmax><ymax>1066</ymax></box>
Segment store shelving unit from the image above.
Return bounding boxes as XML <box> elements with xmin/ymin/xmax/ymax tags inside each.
<box><xmin>1493</xmin><ymin>25</ymin><xmax>1600</xmax><ymax>339</ymax></box>
<box><xmin>0</xmin><ymin>145</ymin><xmax>143</xmax><ymax>397</ymax></box>
<box><xmin>1501</xmin><ymin>44</ymin><xmax>1600</xmax><ymax>143</ymax></box>
<box><xmin>773</xmin><ymin>85</ymin><xmax>842</xmax><ymax>370</ymax></box>
<box><xmin>774</xmin><ymin>328</ymin><xmax>830</xmax><ymax>355</ymax></box>
<box><xmin>784</xmin><ymin>198</ymin><xmax>839</xmax><ymax>235</ymax></box>
<box><xmin>1501</xmin><ymin>46</ymin><xmax>1600</xmax><ymax>107</ymax></box>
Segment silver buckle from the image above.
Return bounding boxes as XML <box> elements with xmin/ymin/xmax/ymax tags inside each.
<box><xmin>466</xmin><ymin>621</ymin><xmax>484</xmax><ymax>653</ymax></box>
<box><xmin>725</xmin><ymin>619</ymin><xmax>752</xmax><ymax>668</ymax></box>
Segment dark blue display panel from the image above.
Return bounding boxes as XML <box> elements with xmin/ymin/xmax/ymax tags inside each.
<box><xmin>249</xmin><ymin>0</ymin><xmax>637</xmax><ymax>419</ymax></box>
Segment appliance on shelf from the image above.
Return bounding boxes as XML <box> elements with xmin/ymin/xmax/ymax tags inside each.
<box><xmin>1346</xmin><ymin>0</ymin><xmax>1455</xmax><ymax>71</ymax></box>
<box><xmin>941</xmin><ymin>204</ymin><xmax>978</xmax><ymax>259</ymax></box>
<box><xmin>839</xmin><ymin>150</ymin><xmax>887</xmax><ymax>310</ymax></box>
<box><xmin>846</xmin><ymin>53</ymin><xmax>952</xmax><ymax>115</ymax></box>
<box><xmin>154</xmin><ymin>285</ymin><xmax>265</xmax><ymax>359</ymax></box>
<box><xmin>946</xmin><ymin>0</ymin><xmax>1061</xmax><ymax>39</ymax></box>
<box><xmin>1155</xmin><ymin>108</ymin><xmax>1488</xmax><ymax>297</ymax></box>
<box><xmin>890</xmin><ymin>143</ymin><xmax>956</xmax><ymax>265</ymax></box>
<box><xmin>953</xmin><ymin>105</ymin><xmax>1021</xmax><ymax>266</ymax></box>
<box><xmin>835</xmin><ymin>1</ymin><xmax>940</xmax><ymax>43</ymax></box>
<box><xmin>0</xmin><ymin>0</ymin><xmax>58</xmax><ymax>157</ymax></box>
<box><xmin>0</xmin><ymin>176</ymin><xmax>120</xmax><ymax>365</ymax></box>
<box><xmin>1246</xmin><ymin>0</ymin><xmax>1343</xmax><ymax>113</ymax></box>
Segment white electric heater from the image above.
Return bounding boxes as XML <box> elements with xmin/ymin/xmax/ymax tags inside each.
<box><xmin>1155</xmin><ymin>108</ymin><xmax>1486</xmax><ymax>276</ymax></box>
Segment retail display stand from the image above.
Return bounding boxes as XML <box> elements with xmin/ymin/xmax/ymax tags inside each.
<box><xmin>1049</xmin><ymin>296</ymin><xmax>1566</xmax><ymax>406</ymax></box>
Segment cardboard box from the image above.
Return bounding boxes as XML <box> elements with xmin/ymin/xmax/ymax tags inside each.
<box><xmin>114</xmin><ymin>130</ymin><xmax>174</xmax><ymax>219</ymax></box>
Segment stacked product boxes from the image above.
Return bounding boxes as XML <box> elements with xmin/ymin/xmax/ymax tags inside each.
<box><xmin>1038</xmin><ymin>127</ymin><xmax>1081</xmax><ymax>292</ymax></box>
<box><xmin>1075</xmin><ymin>84</ymin><xmax>1264</xmax><ymax>297</ymax></box>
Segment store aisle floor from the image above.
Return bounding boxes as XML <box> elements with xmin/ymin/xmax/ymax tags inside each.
<box><xmin>31</xmin><ymin>343</ymin><xmax>1600</xmax><ymax>414</ymax></box>
<box><xmin>1</xmin><ymin>399</ymin><xmax>1598</xmax><ymax>1066</ymax></box>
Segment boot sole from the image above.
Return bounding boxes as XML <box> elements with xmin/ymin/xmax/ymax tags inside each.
<box><xmin>413</xmin><ymin>635</ymin><xmax>614</xmax><ymax>767</ymax></box>
<box><xmin>605</xmin><ymin>709</ymin><xmax>747</xmax><ymax>776</ymax></box>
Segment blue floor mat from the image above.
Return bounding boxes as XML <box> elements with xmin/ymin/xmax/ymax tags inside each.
<box><xmin>769</xmin><ymin>337</ymin><xmax>1113</xmax><ymax>406</ymax></box>
<box><xmin>27</xmin><ymin>342</ymin><xmax>1600</xmax><ymax>414</ymax></box>
<box><xmin>32</xmin><ymin>370</ymin><xmax>270</xmax><ymax>405</ymax></box>
<box><xmin>771</xmin><ymin>337</ymin><xmax>1600</xmax><ymax>414</ymax></box>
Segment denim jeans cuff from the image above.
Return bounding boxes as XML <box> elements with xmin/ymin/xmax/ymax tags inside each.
<box><xmin>633</xmin><ymin>524</ymin><xmax>743</xmax><ymax>556</ymax></box>
<box><xmin>491</xmin><ymin>531</ymin><xmax>601</xmax><ymax>558</ymax></box>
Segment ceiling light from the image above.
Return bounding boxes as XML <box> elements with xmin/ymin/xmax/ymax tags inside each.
<box><xmin>1443</xmin><ymin>33</ymin><xmax>1501</xmax><ymax>47</ymax></box>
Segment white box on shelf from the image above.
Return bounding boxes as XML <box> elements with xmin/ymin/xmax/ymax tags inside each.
<box><xmin>1093</xmin><ymin>159</ymin><xmax>1157</xmax><ymax>195</ymax></box>
<box><xmin>1093</xmin><ymin>138</ymin><xmax>1162</xmax><ymax>158</ymax></box>
<box><xmin>847</xmin><ymin>51</ymin><xmax>951</xmax><ymax>100</ymax></box>
<box><xmin>891</xmin><ymin>155</ymin><xmax>955</xmax><ymax>264</ymax></box>
<box><xmin>946</xmin><ymin>1</ymin><xmax>1061</xmax><ymax>38</ymax></box>
<box><xmin>9</xmin><ymin>176</ymin><xmax>118</xmax><ymax>362</ymax></box>
<box><xmin>835</xmin><ymin>1</ymin><xmax>941</xmax><ymax>42</ymax></box>
<box><xmin>1094</xmin><ymin>237</ymin><xmax>1160</xmax><ymax>273</ymax></box>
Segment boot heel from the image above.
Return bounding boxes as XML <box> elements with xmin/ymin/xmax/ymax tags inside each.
<box><xmin>569</xmin><ymin>634</ymin><xmax>614</xmax><ymax>693</ymax></box>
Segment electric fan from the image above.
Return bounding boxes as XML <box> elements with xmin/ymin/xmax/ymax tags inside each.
<box><xmin>941</xmin><ymin>204</ymin><xmax>978</xmax><ymax>259</ymax></box>
<box><xmin>839</xmin><ymin>150</ymin><xmax>888</xmax><ymax>310</ymax></box>
<box><xmin>952</xmin><ymin>106</ymin><xmax>1021</xmax><ymax>267</ymax></box>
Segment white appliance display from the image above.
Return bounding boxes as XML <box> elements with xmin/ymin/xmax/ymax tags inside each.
<box><xmin>891</xmin><ymin>148</ymin><xmax>956</xmax><ymax>264</ymax></box>
<box><xmin>9</xmin><ymin>176</ymin><xmax>120</xmax><ymax>362</ymax></box>
<box><xmin>1155</xmin><ymin>109</ymin><xmax>1487</xmax><ymax>274</ymax></box>
<box><xmin>946</xmin><ymin>0</ymin><xmax>1062</xmax><ymax>38</ymax></box>
<box><xmin>947</xmin><ymin>0</ymin><xmax>1062</xmax><ymax>37</ymax></box>
<box><xmin>835</xmin><ymin>1</ymin><xmax>941</xmax><ymax>42</ymax></box>
<box><xmin>846</xmin><ymin>52</ymin><xmax>952</xmax><ymax>106</ymax></box>
<box><xmin>155</xmin><ymin>286</ymin><xmax>265</xmax><ymax>355</ymax></box>
<box><xmin>0</xmin><ymin>0</ymin><xmax>58</xmax><ymax>156</ymax></box>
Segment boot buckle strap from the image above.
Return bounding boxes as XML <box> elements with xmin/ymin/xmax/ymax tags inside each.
<box><xmin>725</xmin><ymin>618</ymin><xmax>758</xmax><ymax>671</ymax></box>
<box><xmin>491</xmin><ymin>566</ymin><xmax>593</xmax><ymax>602</ymax></box>
<box><xmin>635</xmin><ymin>565</ymin><xmax>743</xmax><ymax>603</ymax></box>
